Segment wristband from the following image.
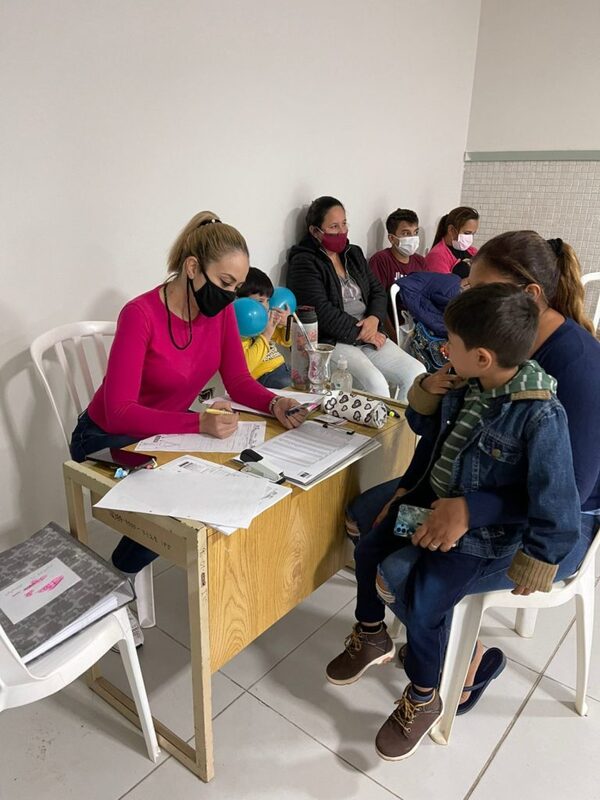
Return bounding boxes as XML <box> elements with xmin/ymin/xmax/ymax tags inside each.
<box><xmin>268</xmin><ymin>396</ymin><xmax>280</xmax><ymax>415</ymax></box>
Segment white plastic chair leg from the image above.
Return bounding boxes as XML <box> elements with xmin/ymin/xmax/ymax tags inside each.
<box><xmin>134</xmin><ymin>564</ymin><xmax>156</xmax><ymax>628</ymax></box>
<box><xmin>515</xmin><ymin>607</ymin><xmax>538</xmax><ymax>638</ymax></box>
<box><xmin>388</xmin><ymin>615</ymin><xmax>403</xmax><ymax>639</ymax></box>
<box><xmin>430</xmin><ymin>595</ymin><xmax>485</xmax><ymax>745</ymax></box>
<box><xmin>575</xmin><ymin>569</ymin><xmax>595</xmax><ymax>716</ymax></box>
<box><xmin>117</xmin><ymin>618</ymin><xmax>160</xmax><ymax>762</ymax></box>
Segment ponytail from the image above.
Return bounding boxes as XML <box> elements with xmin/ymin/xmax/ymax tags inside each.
<box><xmin>432</xmin><ymin>214</ymin><xmax>449</xmax><ymax>247</ymax></box>
<box><xmin>432</xmin><ymin>206</ymin><xmax>479</xmax><ymax>247</ymax></box>
<box><xmin>554</xmin><ymin>243</ymin><xmax>595</xmax><ymax>334</ymax></box>
<box><xmin>167</xmin><ymin>210</ymin><xmax>248</xmax><ymax>275</ymax></box>
<box><xmin>475</xmin><ymin>231</ymin><xmax>595</xmax><ymax>335</ymax></box>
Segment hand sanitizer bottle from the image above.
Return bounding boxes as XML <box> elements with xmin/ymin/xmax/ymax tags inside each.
<box><xmin>330</xmin><ymin>357</ymin><xmax>353</xmax><ymax>393</ymax></box>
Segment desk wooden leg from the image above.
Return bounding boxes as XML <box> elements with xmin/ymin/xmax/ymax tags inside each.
<box><xmin>64</xmin><ymin>471</ymin><xmax>89</xmax><ymax>545</ymax></box>
<box><xmin>187</xmin><ymin>527</ymin><xmax>214</xmax><ymax>782</ymax></box>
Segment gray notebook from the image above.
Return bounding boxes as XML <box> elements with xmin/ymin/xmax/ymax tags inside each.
<box><xmin>0</xmin><ymin>522</ymin><xmax>134</xmax><ymax>663</ymax></box>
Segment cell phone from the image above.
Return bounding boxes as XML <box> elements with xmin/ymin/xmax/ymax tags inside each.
<box><xmin>87</xmin><ymin>447</ymin><xmax>155</xmax><ymax>471</ymax></box>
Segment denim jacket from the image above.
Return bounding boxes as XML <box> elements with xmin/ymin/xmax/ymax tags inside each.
<box><xmin>400</xmin><ymin>376</ymin><xmax>581</xmax><ymax>575</ymax></box>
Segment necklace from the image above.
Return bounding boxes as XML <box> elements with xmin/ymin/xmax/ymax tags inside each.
<box><xmin>163</xmin><ymin>281</ymin><xmax>193</xmax><ymax>350</ymax></box>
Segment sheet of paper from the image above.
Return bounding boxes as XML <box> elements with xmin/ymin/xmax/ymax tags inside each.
<box><xmin>94</xmin><ymin>456</ymin><xmax>266</xmax><ymax>528</ymax></box>
<box><xmin>0</xmin><ymin>558</ymin><xmax>81</xmax><ymax>624</ymax></box>
<box><xmin>134</xmin><ymin>422</ymin><xmax>266</xmax><ymax>453</ymax></box>
<box><xmin>248</xmin><ymin>421</ymin><xmax>374</xmax><ymax>485</ymax></box>
<box><xmin>212</xmin><ymin>478</ymin><xmax>292</xmax><ymax>535</ymax></box>
<box><xmin>213</xmin><ymin>389</ymin><xmax>324</xmax><ymax>417</ymax></box>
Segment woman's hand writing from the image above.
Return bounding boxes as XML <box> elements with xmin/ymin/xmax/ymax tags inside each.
<box><xmin>199</xmin><ymin>400</ymin><xmax>239</xmax><ymax>439</ymax></box>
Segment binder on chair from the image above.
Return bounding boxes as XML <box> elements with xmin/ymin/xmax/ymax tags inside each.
<box><xmin>0</xmin><ymin>522</ymin><xmax>134</xmax><ymax>663</ymax></box>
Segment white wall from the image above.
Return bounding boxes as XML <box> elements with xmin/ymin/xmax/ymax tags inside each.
<box><xmin>0</xmin><ymin>0</ymin><xmax>480</xmax><ymax>548</ymax></box>
<box><xmin>468</xmin><ymin>0</ymin><xmax>600</xmax><ymax>151</ymax></box>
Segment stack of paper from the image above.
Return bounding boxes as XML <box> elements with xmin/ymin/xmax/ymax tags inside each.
<box><xmin>241</xmin><ymin>420</ymin><xmax>380</xmax><ymax>488</ymax></box>
<box><xmin>94</xmin><ymin>456</ymin><xmax>291</xmax><ymax>535</ymax></box>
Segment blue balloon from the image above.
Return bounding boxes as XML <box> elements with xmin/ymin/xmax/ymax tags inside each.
<box><xmin>269</xmin><ymin>286</ymin><xmax>297</xmax><ymax>314</ymax></box>
<box><xmin>233</xmin><ymin>297</ymin><xmax>269</xmax><ymax>337</ymax></box>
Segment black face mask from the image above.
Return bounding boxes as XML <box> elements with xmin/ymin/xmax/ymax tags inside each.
<box><xmin>188</xmin><ymin>270</ymin><xmax>236</xmax><ymax>317</ymax></box>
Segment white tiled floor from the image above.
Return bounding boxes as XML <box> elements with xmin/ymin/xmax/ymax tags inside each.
<box><xmin>1</xmin><ymin>560</ymin><xmax>599</xmax><ymax>800</ymax></box>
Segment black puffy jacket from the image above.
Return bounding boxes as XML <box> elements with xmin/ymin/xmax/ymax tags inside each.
<box><xmin>287</xmin><ymin>235</ymin><xmax>387</xmax><ymax>345</ymax></box>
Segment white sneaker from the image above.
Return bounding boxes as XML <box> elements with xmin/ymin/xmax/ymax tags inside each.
<box><xmin>112</xmin><ymin>608</ymin><xmax>144</xmax><ymax>652</ymax></box>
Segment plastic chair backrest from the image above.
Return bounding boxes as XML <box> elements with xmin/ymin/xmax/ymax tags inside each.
<box><xmin>30</xmin><ymin>321</ymin><xmax>115</xmax><ymax>451</ymax></box>
<box><xmin>390</xmin><ymin>284</ymin><xmax>401</xmax><ymax>344</ymax></box>
<box><xmin>582</xmin><ymin>271</ymin><xmax>600</xmax><ymax>333</ymax></box>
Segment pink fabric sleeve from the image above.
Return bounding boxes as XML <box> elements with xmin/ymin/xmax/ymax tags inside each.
<box><xmin>423</xmin><ymin>243</ymin><xmax>452</xmax><ymax>274</ymax></box>
<box><xmin>219</xmin><ymin>305</ymin><xmax>275</xmax><ymax>413</ymax></box>
<box><xmin>102</xmin><ymin>303</ymin><xmax>199</xmax><ymax>437</ymax></box>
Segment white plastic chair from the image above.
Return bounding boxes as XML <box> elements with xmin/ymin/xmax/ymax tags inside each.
<box><xmin>430</xmin><ymin>531</ymin><xmax>600</xmax><ymax>745</ymax></box>
<box><xmin>0</xmin><ymin>606</ymin><xmax>160</xmax><ymax>762</ymax></box>
<box><xmin>30</xmin><ymin>321</ymin><xmax>116</xmax><ymax>452</ymax></box>
<box><xmin>390</xmin><ymin>284</ymin><xmax>402</xmax><ymax>345</ymax></box>
<box><xmin>30</xmin><ymin>322</ymin><xmax>156</xmax><ymax>629</ymax></box>
<box><xmin>582</xmin><ymin>271</ymin><xmax>600</xmax><ymax>334</ymax></box>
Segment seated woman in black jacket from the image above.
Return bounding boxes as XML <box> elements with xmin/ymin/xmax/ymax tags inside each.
<box><xmin>287</xmin><ymin>196</ymin><xmax>423</xmax><ymax>400</ymax></box>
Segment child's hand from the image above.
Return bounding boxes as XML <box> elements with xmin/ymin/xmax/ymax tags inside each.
<box><xmin>421</xmin><ymin>363</ymin><xmax>463</xmax><ymax>395</ymax></box>
<box><xmin>263</xmin><ymin>310</ymin><xmax>278</xmax><ymax>341</ymax></box>
<box><xmin>273</xmin><ymin>308</ymin><xmax>289</xmax><ymax>326</ymax></box>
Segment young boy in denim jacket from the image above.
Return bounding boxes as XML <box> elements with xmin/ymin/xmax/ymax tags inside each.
<box><xmin>326</xmin><ymin>283</ymin><xmax>580</xmax><ymax>761</ymax></box>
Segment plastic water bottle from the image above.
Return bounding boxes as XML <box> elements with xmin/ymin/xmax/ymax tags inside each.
<box><xmin>330</xmin><ymin>357</ymin><xmax>353</xmax><ymax>393</ymax></box>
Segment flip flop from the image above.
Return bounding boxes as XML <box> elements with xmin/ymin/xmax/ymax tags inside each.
<box><xmin>456</xmin><ymin>647</ymin><xmax>506</xmax><ymax>715</ymax></box>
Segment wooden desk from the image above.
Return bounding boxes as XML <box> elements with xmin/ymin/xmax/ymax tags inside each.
<box><xmin>63</xmin><ymin>407</ymin><xmax>416</xmax><ymax>782</ymax></box>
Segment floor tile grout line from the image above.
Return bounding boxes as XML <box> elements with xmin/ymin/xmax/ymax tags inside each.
<box><xmin>536</xmin><ymin>668</ymin><xmax>600</xmax><ymax>705</ymax></box>
<box><xmin>244</xmin><ymin>595</ymin><xmax>358</xmax><ymax>693</ymax></box>
<box><xmin>461</xmin><ymin>614</ymin><xmax>577</xmax><ymax>800</ymax></box>
<box><xmin>249</xmin><ymin>692</ymin><xmax>405</xmax><ymax>800</ymax></box>
<box><xmin>116</xmin><ymin>691</ymin><xmax>250</xmax><ymax>800</ymax></box>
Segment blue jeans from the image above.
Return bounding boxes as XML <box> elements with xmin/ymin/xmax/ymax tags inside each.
<box><xmin>257</xmin><ymin>363</ymin><xmax>291</xmax><ymax>389</ymax></box>
<box><xmin>378</xmin><ymin>512</ymin><xmax>599</xmax><ymax>687</ymax></box>
<box><xmin>70</xmin><ymin>411</ymin><xmax>159</xmax><ymax>572</ymax></box>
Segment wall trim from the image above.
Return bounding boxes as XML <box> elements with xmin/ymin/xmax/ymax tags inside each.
<box><xmin>464</xmin><ymin>150</ymin><xmax>600</xmax><ymax>162</ymax></box>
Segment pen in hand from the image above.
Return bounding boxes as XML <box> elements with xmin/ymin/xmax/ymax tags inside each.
<box><xmin>205</xmin><ymin>407</ymin><xmax>236</xmax><ymax>416</ymax></box>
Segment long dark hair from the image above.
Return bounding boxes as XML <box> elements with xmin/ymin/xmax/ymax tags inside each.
<box><xmin>474</xmin><ymin>230</ymin><xmax>594</xmax><ymax>334</ymax></box>
<box><xmin>432</xmin><ymin>206</ymin><xmax>479</xmax><ymax>246</ymax></box>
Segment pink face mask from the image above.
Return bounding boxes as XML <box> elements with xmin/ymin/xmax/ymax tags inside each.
<box><xmin>318</xmin><ymin>230</ymin><xmax>348</xmax><ymax>253</ymax></box>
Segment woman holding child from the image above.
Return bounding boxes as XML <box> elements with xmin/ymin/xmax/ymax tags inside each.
<box><xmin>332</xmin><ymin>230</ymin><xmax>600</xmax><ymax>760</ymax></box>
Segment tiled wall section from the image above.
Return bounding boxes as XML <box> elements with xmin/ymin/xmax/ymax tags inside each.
<box><xmin>461</xmin><ymin>160</ymin><xmax>600</xmax><ymax>322</ymax></box>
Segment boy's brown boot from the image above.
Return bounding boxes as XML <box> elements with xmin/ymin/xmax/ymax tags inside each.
<box><xmin>375</xmin><ymin>684</ymin><xmax>443</xmax><ymax>761</ymax></box>
<box><xmin>326</xmin><ymin>623</ymin><xmax>395</xmax><ymax>685</ymax></box>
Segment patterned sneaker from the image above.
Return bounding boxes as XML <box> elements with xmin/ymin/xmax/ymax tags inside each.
<box><xmin>326</xmin><ymin>623</ymin><xmax>395</xmax><ymax>685</ymax></box>
<box><xmin>375</xmin><ymin>684</ymin><xmax>443</xmax><ymax>761</ymax></box>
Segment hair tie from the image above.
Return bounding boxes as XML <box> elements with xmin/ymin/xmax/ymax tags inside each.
<box><xmin>199</xmin><ymin>218</ymin><xmax>221</xmax><ymax>228</ymax></box>
<box><xmin>547</xmin><ymin>238</ymin><xmax>564</xmax><ymax>257</ymax></box>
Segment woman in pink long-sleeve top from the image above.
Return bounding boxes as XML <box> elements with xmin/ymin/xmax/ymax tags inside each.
<box><xmin>424</xmin><ymin>206</ymin><xmax>480</xmax><ymax>273</ymax></box>
<box><xmin>70</xmin><ymin>210</ymin><xmax>307</xmax><ymax>583</ymax></box>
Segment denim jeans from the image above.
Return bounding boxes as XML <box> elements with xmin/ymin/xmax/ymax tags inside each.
<box><xmin>257</xmin><ymin>363</ymin><xmax>292</xmax><ymax>389</ymax></box>
<box><xmin>377</xmin><ymin>512</ymin><xmax>599</xmax><ymax>687</ymax></box>
<box><xmin>70</xmin><ymin>410</ymin><xmax>159</xmax><ymax>572</ymax></box>
<box><xmin>331</xmin><ymin>339</ymin><xmax>423</xmax><ymax>402</ymax></box>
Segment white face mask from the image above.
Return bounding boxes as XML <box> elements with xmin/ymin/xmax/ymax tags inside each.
<box><xmin>452</xmin><ymin>233</ymin><xmax>474</xmax><ymax>251</ymax></box>
<box><xmin>392</xmin><ymin>235</ymin><xmax>420</xmax><ymax>256</ymax></box>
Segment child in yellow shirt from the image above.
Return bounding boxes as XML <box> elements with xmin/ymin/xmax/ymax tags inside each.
<box><xmin>237</xmin><ymin>268</ymin><xmax>292</xmax><ymax>389</ymax></box>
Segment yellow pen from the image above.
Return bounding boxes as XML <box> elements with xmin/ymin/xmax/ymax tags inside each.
<box><xmin>205</xmin><ymin>407</ymin><xmax>236</xmax><ymax>416</ymax></box>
